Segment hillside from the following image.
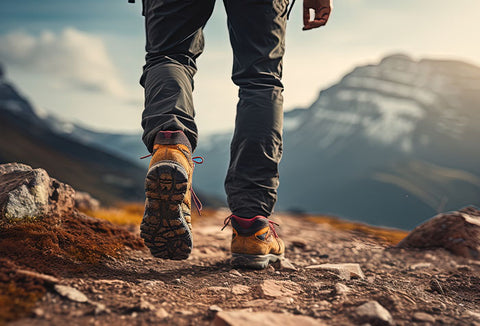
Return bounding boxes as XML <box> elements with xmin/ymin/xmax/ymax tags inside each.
<box><xmin>0</xmin><ymin>71</ymin><xmax>146</xmax><ymax>204</ymax></box>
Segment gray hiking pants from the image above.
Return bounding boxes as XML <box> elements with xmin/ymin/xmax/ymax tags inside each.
<box><xmin>140</xmin><ymin>0</ymin><xmax>287</xmax><ymax>218</ymax></box>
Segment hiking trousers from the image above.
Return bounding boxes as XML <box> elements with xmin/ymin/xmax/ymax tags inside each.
<box><xmin>140</xmin><ymin>0</ymin><xmax>287</xmax><ymax>218</ymax></box>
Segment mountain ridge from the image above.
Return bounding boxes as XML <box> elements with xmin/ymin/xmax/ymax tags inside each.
<box><xmin>2</xmin><ymin>54</ymin><xmax>479</xmax><ymax>228</ymax></box>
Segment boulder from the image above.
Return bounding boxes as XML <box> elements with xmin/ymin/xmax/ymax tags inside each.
<box><xmin>397</xmin><ymin>207</ymin><xmax>480</xmax><ymax>260</ymax></box>
<box><xmin>0</xmin><ymin>163</ymin><xmax>75</xmax><ymax>222</ymax></box>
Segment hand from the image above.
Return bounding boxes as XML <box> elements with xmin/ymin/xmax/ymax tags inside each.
<box><xmin>303</xmin><ymin>0</ymin><xmax>332</xmax><ymax>31</ymax></box>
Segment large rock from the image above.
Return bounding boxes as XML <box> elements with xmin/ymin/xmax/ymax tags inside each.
<box><xmin>397</xmin><ymin>207</ymin><xmax>480</xmax><ymax>259</ymax></box>
<box><xmin>0</xmin><ymin>163</ymin><xmax>75</xmax><ymax>222</ymax></box>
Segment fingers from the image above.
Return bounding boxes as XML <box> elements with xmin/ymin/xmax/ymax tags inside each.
<box><xmin>303</xmin><ymin>12</ymin><xmax>329</xmax><ymax>30</ymax></box>
<box><xmin>303</xmin><ymin>0</ymin><xmax>331</xmax><ymax>31</ymax></box>
<box><xmin>303</xmin><ymin>6</ymin><xmax>310</xmax><ymax>27</ymax></box>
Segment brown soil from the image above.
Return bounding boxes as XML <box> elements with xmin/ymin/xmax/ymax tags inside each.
<box><xmin>2</xmin><ymin>208</ymin><xmax>480</xmax><ymax>326</ymax></box>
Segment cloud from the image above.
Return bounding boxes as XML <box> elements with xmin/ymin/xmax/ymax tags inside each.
<box><xmin>0</xmin><ymin>28</ymin><xmax>133</xmax><ymax>100</ymax></box>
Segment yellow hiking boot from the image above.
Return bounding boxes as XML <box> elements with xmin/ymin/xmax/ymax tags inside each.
<box><xmin>222</xmin><ymin>214</ymin><xmax>285</xmax><ymax>269</ymax></box>
<box><xmin>140</xmin><ymin>130</ymin><xmax>201</xmax><ymax>260</ymax></box>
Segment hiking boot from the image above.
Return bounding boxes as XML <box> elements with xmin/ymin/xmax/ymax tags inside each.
<box><xmin>223</xmin><ymin>215</ymin><xmax>285</xmax><ymax>269</ymax></box>
<box><xmin>140</xmin><ymin>130</ymin><xmax>196</xmax><ymax>260</ymax></box>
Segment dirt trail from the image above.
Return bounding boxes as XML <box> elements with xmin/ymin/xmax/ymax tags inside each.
<box><xmin>4</xmin><ymin>209</ymin><xmax>480</xmax><ymax>326</ymax></box>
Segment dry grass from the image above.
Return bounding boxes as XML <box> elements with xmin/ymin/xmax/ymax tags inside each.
<box><xmin>87</xmin><ymin>202</ymin><xmax>210</xmax><ymax>226</ymax></box>
<box><xmin>85</xmin><ymin>203</ymin><xmax>144</xmax><ymax>225</ymax></box>
<box><xmin>88</xmin><ymin>204</ymin><xmax>408</xmax><ymax>245</ymax></box>
<box><xmin>305</xmin><ymin>215</ymin><xmax>408</xmax><ymax>245</ymax></box>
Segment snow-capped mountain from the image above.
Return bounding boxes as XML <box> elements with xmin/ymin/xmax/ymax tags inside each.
<box><xmin>195</xmin><ymin>54</ymin><xmax>480</xmax><ymax>229</ymax></box>
<box><xmin>5</xmin><ymin>54</ymin><xmax>478</xmax><ymax>228</ymax></box>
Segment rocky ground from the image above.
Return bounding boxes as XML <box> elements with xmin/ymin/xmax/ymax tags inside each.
<box><xmin>1</xmin><ymin>164</ymin><xmax>480</xmax><ymax>326</ymax></box>
<box><xmin>1</xmin><ymin>208</ymin><xmax>479</xmax><ymax>326</ymax></box>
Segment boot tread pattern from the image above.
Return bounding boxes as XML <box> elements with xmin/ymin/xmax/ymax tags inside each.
<box><xmin>140</xmin><ymin>161</ymin><xmax>192</xmax><ymax>260</ymax></box>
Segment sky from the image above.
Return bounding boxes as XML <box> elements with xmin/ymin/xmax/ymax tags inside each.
<box><xmin>0</xmin><ymin>0</ymin><xmax>479</xmax><ymax>135</ymax></box>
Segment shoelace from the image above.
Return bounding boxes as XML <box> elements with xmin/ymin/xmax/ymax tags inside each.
<box><xmin>221</xmin><ymin>215</ymin><xmax>280</xmax><ymax>238</ymax></box>
<box><xmin>190</xmin><ymin>156</ymin><xmax>204</xmax><ymax>216</ymax></box>
<box><xmin>140</xmin><ymin>152</ymin><xmax>205</xmax><ymax>216</ymax></box>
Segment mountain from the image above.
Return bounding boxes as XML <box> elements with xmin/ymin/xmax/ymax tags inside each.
<box><xmin>195</xmin><ymin>54</ymin><xmax>480</xmax><ymax>229</ymax></box>
<box><xmin>10</xmin><ymin>55</ymin><xmax>479</xmax><ymax>229</ymax></box>
<box><xmin>0</xmin><ymin>66</ymin><xmax>146</xmax><ymax>204</ymax></box>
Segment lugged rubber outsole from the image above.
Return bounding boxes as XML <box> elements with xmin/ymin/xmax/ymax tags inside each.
<box><xmin>231</xmin><ymin>253</ymin><xmax>284</xmax><ymax>270</ymax></box>
<box><xmin>140</xmin><ymin>161</ymin><xmax>192</xmax><ymax>260</ymax></box>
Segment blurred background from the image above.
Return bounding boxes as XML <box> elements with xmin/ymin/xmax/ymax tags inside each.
<box><xmin>0</xmin><ymin>0</ymin><xmax>479</xmax><ymax>229</ymax></box>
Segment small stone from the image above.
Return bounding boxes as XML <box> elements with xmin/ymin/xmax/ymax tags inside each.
<box><xmin>174</xmin><ymin>278</ymin><xmax>181</xmax><ymax>284</ymax></box>
<box><xmin>457</xmin><ymin>265</ymin><xmax>472</xmax><ymax>272</ymax></box>
<box><xmin>138</xmin><ymin>298</ymin><xmax>155</xmax><ymax>311</ymax></box>
<box><xmin>155</xmin><ymin>308</ymin><xmax>169</xmax><ymax>319</ymax></box>
<box><xmin>306</xmin><ymin>263</ymin><xmax>365</xmax><ymax>280</ymax></box>
<box><xmin>334</xmin><ymin>283</ymin><xmax>351</xmax><ymax>295</ymax></box>
<box><xmin>241</xmin><ymin>299</ymin><xmax>271</xmax><ymax>308</ymax></box>
<box><xmin>208</xmin><ymin>305</ymin><xmax>223</xmax><ymax>318</ymax></box>
<box><xmin>206</xmin><ymin>286</ymin><xmax>230</xmax><ymax>293</ymax></box>
<box><xmin>257</xmin><ymin>280</ymin><xmax>302</xmax><ymax>298</ymax></box>
<box><xmin>94</xmin><ymin>303</ymin><xmax>109</xmax><ymax>315</ymax></box>
<box><xmin>409</xmin><ymin>263</ymin><xmax>432</xmax><ymax>270</ymax></box>
<box><xmin>209</xmin><ymin>305</ymin><xmax>223</xmax><ymax>313</ymax></box>
<box><xmin>54</xmin><ymin>285</ymin><xmax>89</xmax><ymax>303</ymax></box>
<box><xmin>413</xmin><ymin>312</ymin><xmax>435</xmax><ymax>323</ymax></box>
<box><xmin>16</xmin><ymin>269</ymin><xmax>59</xmax><ymax>284</ymax></box>
<box><xmin>179</xmin><ymin>310</ymin><xmax>193</xmax><ymax>316</ymax></box>
<box><xmin>32</xmin><ymin>308</ymin><xmax>45</xmax><ymax>317</ymax></box>
<box><xmin>273</xmin><ymin>297</ymin><xmax>295</xmax><ymax>305</ymax></box>
<box><xmin>229</xmin><ymin>269</ymin><xmax>242</xmax><ymax>277</ymax></box>
<box><xmin>466</xmin><ymin>310</ymin><xmax>480</xmax><ymax>321</ymax></box>
<box><xmin>278</xmin><ymin>259</ymin><xmax>297</xmax><ymax>271</ymax></box>
<box><xmin>213</xmin><ymin>310</ymin><xmax>324</xmax><ymax>326</ymax></box>
<box><xmin>355</xmin><ymin>300</ymin><xmax>394</xmax><ymax>326</ymax></box>
<box><xmin>74</xmin><ymin>191</ymin><xmax>100</xmax><ymax>212</ymax></box>
<box><xmin>232</xmin><ymin>285</ymin><xmax>250</xmax><ymax>295</ymax></box>
<box><xmin>291</xmin><ymin>240</ymin><xmax>307</xmax><ymax>249</ymax></box>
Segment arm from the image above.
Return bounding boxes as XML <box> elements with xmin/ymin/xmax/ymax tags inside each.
<box><xmin>303</xmin><ymin>0</ymin><xmax>332</xmax><ymax>30</ymax></box>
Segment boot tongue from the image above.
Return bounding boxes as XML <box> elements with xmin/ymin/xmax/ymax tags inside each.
<box><xmin>154</xmin><ymin>130</ymin><xmax>192</xmax><ymax>153</ymax></box>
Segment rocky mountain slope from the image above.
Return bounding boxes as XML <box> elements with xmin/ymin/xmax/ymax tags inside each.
<box><xmin>1</xmin><ymin>164</ymin><xmax>479</xmax><ymax>325</ymax></box>
<box><xmin>195</xmin><ymin>54</ymin><xmax>480</xmax><ymax>229</ymax></box>
<box><xmin>0</xmin><ymin>67</ymin><xmax>146</xmax><ymax>204</ymax></box>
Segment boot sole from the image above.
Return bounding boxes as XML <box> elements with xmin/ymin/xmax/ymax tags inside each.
<box><xmin>140</xmin><ymin>161</ymin><xmax>192</xmax><ymax>260</ymax></box>
<box><xmin>231</xmin><ymin>253</ymin><xmax>284</xmax><ymax>270</ymax></box>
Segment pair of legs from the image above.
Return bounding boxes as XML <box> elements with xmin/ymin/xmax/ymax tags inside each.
<box><xmin>140</xmin><ymin>0</ymin><xmax>287</xmax><ymax>218</ymax></box>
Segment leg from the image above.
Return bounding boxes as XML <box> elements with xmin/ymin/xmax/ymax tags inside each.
<box><xmin>139</xmin><ymin>0</ymin><xmax>215</xmax><ymax>260</ymax></box>
<box><xmin>223</xmin><ymin>0</ymin><xmax>288</xmax><ymax>218</ymax></box>
<box><xmin>140</xmin><ymin>0</ymin><xmax>216</xmax><ymax>152</ymax></box>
